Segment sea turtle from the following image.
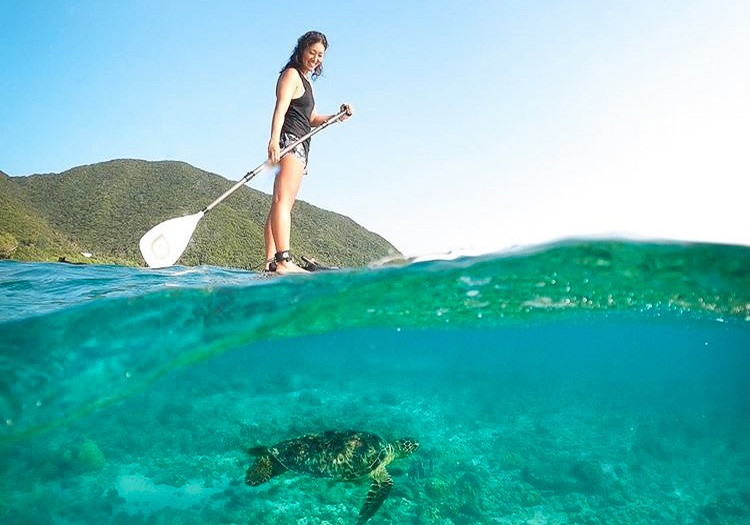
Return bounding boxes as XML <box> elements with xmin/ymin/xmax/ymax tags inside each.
<box><xmin>245</xmin><ymin>429</ymin><xmax>419</xmax><ymax>524</ymax></box>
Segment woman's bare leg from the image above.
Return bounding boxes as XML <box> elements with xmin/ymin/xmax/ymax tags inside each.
<box><xmin>263</xmin><ymin>212</ymin><xmax>276</xmax><ymax>268</ymax></box>
<box><xmin>265</xmin><ymin>154</ymin><xmax>307</xmax><ymax>273</ymax></box>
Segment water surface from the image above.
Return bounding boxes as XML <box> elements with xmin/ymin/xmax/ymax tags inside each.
<box><xmin>1</xmin><ymin>240</ymin><xmax>748</xmax><ymax>524</ymax></box>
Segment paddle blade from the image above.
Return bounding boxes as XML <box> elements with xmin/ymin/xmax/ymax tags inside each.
<box><xmin>139</xmin><ymin>212</ymin><xmax>204</xmax><ymax>268</ymax></box>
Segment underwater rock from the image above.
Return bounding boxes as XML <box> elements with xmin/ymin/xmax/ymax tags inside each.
<box><xmin>519</xmin><ymin>487</ymin><xmax>542</xmax><ymax>507</ymax></box>
<box><xmin>115</xmin><ymin>473</ymin><xmax>222</xmax><ymax>513</ymax></box>
<box><xmin>700</xmin><ymin>490</ymin><xmax>749</xmax><ymax>521</ymax></box>
<box><xmin>568</xmin><ymin>460</ymin><xmax>605</xmax><ymax>492</ymax></box>
<box><xmin>455</xmin><ymin>470</ymin><xmax>483</xmax><ymax>507</ymax></box>
<box><xmin>498</xmin><ymin>450</ymin><xmax>525</xmax><ymax>470</ymax></box>
<box><xmin>521</xmin><ymin>457</ymin><xmax>606</xmax><ymax>495</ymax></box>
<box><xmin>456</xmin><ymin>502</ymin><xmax>484</xmax><ymax>522</ymax></box>
<box><xmin>407</xmin><ymin>457</ymin><xmax>434</xmax><ymax>482</ymax></box>
<box><xmin>567</xmin><ymin>508</ymin><xmax>603</xmax><ymax>524</ymax></box>
<box><xmin>423</xmin><ymin>478</ymin><xmax>450</xmax><ymax>499</ymax></box>
<box><xmin>297</xmin><ymin>390</ymin><xmax>323</xmax><ymax>406</ymax></box>
<box><xmin>76</xmin><ymin>439</ymin><xmax>106</xmax><ymax>471</ymax></box>
<box><xmin>414</xmin><ymin>505</ymin><xmax>442</xmax><ymax>524</ymax></box>
<box><xmin>378</xmin><ymin>391</ymin><xmax>400</xmax><ymax>406</ymax></box>
<box><xmin>630</xmin><ymin>434</ymin><xmax>673</xmax><ymax>462</ymax></box>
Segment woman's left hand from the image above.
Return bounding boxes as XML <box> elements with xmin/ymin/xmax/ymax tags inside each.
<box><xmin>339</xmin><ymin>103</ymin><xmax>354</xmax><ymax>121</ymax></box>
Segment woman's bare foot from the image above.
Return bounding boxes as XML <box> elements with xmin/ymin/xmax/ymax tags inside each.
<box><xmin>274</xmin><ymin>260</ymin><xmax>309</xmax><ymax>274</ymax></box>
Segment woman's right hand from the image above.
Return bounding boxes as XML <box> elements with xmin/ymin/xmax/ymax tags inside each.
<box><xmin>267</xmin><ymin>139</ymin><xmax>280</xmax><ymax>164</ymax></box>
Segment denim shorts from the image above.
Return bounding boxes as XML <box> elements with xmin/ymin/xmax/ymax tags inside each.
<box><xmin>280</xmin><ymin>132</ymin><xmax>308</xmax><ymax>174</ymax></box>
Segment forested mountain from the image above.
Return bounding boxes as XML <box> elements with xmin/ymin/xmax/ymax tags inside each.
<box><xmin>0</xmin><ymin>159</ymin><xmax>399</xmax><ymax>268</ymax></box>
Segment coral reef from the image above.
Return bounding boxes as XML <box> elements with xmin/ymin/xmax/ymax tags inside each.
<box><xmin>76</xmin><ymin>439</ymin><xmax>106</xmax><ymax>472</ymax></box>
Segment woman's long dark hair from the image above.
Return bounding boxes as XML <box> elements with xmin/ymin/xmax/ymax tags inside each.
<box><xmin>281</xmin><ymin>31</ymin><xmax>328</xmax><ymax>80</ymax></box>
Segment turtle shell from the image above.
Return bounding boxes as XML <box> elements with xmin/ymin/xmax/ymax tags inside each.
<box><xmin>269</xmin><ymin>430</ymin><xmax>388</xmax><ymax>481</ymax></box>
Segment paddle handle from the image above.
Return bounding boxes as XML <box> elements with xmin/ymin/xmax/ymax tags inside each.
<box><xmin>202</xmin><ymin>108</ymin><xmax>350</xmax><ymax>213</ymax></box>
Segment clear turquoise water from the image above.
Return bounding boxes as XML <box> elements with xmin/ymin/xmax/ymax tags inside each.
<box><xmin>1</xmin><ymin>240</ymin><xmax>748</xmax><ymax>524</ymax></box>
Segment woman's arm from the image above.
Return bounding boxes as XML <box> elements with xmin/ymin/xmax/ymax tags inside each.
<box><xmin>310</xmin><ymin>103</ymin><xmax>354</xmax><ymax>127</ymax></box>
<box><xmin>268</xmin><ymin>69</ymin><xmax>301</xmax><ymax>163</ymax></box>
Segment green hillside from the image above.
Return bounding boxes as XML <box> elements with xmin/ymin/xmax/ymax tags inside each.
<box><xmin>0</xmin><ymin>174</ymin><xmax>85</xmax><ymax>260</ymax></box>
<box><xmin>0</xmin><ymin>160</ymin><xmax>399</xmax><ymax>268</ymax></box>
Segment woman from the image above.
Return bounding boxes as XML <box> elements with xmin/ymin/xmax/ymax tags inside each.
<box><xmin>264</xmin><ymin>30</ymin><xmax>353</xmax><ymax>273</ymax></box>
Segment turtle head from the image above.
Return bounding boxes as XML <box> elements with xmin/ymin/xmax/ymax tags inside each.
<box><xmin>394</xmin><ymin>438</ymin><xmax>419</xmax><ymax>458</ymax></box>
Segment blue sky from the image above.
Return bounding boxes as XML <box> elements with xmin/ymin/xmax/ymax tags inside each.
<box><xmin>1</xmin><ymin>0</ymin><xmax>748</xmax><ymax>256</ymax></box>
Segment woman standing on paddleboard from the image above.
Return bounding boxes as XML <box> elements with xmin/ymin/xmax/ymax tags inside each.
<box><xmin>264</xmin><ymin>31</ymin><xmax>352</xmax><ymax>273</ymax></box>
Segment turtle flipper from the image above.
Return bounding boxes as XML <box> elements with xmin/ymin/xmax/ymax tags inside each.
<box><xmin>357</xmin><ymin>468</ymin><xmax>393</xmax><ymax>524</ymax></box>
<box><xmin>245</xmin><ymin>451</ymin><xmax>287</xmax><ymax>486</ymax></box>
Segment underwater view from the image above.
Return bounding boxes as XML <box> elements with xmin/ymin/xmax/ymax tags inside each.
<box><xmin>1</xmin><ymin>240</ymin><xmax>749</xmax><ymax>524</ymax></box>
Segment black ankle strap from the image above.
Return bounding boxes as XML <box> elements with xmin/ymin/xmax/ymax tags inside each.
<box><xmin>274</xmin><ymin>250</ymin><xmax>292</xmax><ymax>263</ymax></box>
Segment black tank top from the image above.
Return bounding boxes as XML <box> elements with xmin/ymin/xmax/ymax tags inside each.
<box><xmin>280</xmin><ymin>68</ymin><xmax>314</xmax><ymax>154</ymax></box>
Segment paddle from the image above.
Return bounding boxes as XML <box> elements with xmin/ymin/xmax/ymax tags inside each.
<box><xmin>139</xmin><ymin>107</ymin><xmax>350</xmax><ymax>268</ymax></box>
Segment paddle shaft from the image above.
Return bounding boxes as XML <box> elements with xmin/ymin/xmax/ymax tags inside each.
<box><xmin>202</xmin><ymin>108</ymin><xmax>349</xmax><ymax>213</ymax></box>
